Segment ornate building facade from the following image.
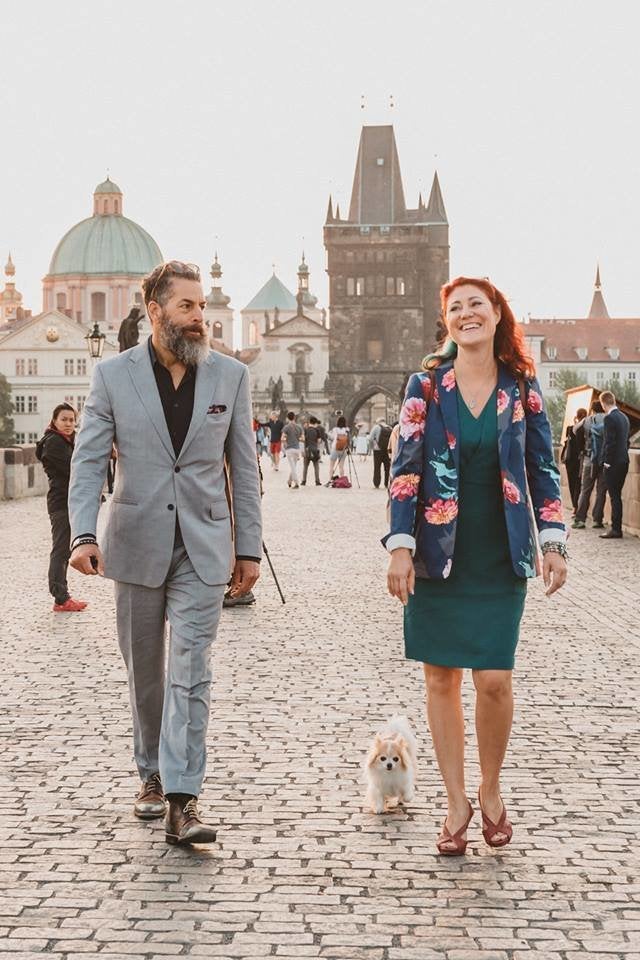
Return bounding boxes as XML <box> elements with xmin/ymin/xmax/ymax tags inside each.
<box><xmin>324</xmin><ymin>124</ymin><xmax>450</xmax><ymax>422</ymax></box>
<box><xmin>242</xmin><ymin>258</ymin><xmax>329</xmax><ymax>420</ymax></box>
<box><xmin>0</xmin><ymin>309</ymin><xmax>117</xmax><ymax>443</ymax></box>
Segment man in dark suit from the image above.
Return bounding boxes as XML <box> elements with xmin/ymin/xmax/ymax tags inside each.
<box><xmin>599</xmin><ymin>390</ymin><xmax>630</xmax><ymax>539</ymax></box>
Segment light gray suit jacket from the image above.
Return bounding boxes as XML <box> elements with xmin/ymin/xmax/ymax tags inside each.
<box><xmin>68</xmin><ymin>340</ymin><xmax>262</xmax><ymax>587</ymax></box>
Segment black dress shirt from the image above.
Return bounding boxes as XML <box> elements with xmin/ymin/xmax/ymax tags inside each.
<box><xmin>149</xmin><ymin>338</ymin><xmax>196</xmax><ymax>457</ymax></box>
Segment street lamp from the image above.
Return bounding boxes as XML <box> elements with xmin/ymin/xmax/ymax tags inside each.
<box><xmin>85</xmin><ymin>322</ymin><xmax>106</xmax><ymax>360</ymax></box>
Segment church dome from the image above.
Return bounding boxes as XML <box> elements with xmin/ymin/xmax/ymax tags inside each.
<box><xmin>47</xmin><ymin>178</ymin><xmax>163</xmax><ymax>277</ymax></box>
<box><xmin>94</xmin><ymin>177</ymin><xmax>122</xmax><ymax>194</ymax></box>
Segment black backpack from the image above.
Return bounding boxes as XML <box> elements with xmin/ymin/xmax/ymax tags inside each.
<box><xmin>378</xmin><ymin>425</ymin><xmax>392</xmax><ymax>453</ymax></box>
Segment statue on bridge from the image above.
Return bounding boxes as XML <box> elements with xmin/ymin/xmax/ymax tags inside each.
<box><xmin>117</xmin><ymin>306</ymin><xmax>143</xmax><ymax>353</ymax></box>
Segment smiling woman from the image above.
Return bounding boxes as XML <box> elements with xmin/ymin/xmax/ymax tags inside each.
<box><xmin>384</xmin><ymin>275</ymin><xmax>568</xmax><ymax>857</ymax></box>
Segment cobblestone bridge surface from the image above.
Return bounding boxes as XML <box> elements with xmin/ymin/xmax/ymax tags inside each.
<box><xmin>1</xmin><ymin>460</ymin><xmax>639</xmax><ymax>960</ymax></box>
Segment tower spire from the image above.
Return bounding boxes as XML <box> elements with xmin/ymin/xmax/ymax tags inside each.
<box><xmin>325</xmin><ymin>195</ymin><xmax>334</xmax><ymax>223</ymax></box>
<box><xmin>424</xmin><ymin>171</ymin><xmax>447</xmax><ymax>223</ymax></box>
<box><xmin>587</xmin><ymin>263</ymin><xmax>610</xmax><ymax>320</ymax></box>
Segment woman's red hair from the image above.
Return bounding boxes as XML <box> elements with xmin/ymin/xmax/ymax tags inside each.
<box><xmin>425</xmin><ymin>276</ymin><xmax>535</xmax><ymax>379</ymax></box>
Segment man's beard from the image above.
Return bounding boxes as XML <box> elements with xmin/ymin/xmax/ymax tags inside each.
<box><xmin>158</xmin><ymin>310</ymin><xmax>210</xmax><ymax>366</ymax></box>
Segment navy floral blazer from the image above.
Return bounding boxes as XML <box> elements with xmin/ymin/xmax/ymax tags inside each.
<box><xmin>384</xmin><ymin>360</ymin><xmax>566</xmax><ymax>580</ymax></box>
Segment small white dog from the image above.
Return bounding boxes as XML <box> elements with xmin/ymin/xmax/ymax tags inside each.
<box><xmin>364</xmin><ymin>715</ymin><xmax>417</xmax><ymax>814</ymax></box>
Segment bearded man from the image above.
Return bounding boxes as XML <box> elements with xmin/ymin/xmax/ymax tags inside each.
<box><xmin>68</xmin><ymin>261</ymin><xmax>261</xmax><ymax>845</ymax></box>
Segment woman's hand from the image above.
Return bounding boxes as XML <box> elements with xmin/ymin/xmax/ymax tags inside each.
<box><xmin>543</xmin><ymin>551</ymin><xmax>567</xmax><ymax>596</ymax></box>
<box><xmin>387</xmin><ymin>548</ymin><xmax>415</xmax><ymax>606</ymax></box>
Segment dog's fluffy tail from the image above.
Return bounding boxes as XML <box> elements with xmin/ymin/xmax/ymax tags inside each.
<box><xmin>385</xmin><ymin>714</ymin><xmax>417</xmax><ymax>751</ymax></box>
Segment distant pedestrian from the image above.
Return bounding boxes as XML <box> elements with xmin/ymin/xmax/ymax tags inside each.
<box><xmin>327</xmin><ymin>416</ymin><xmax>349</xmax><ymax>483</ymax></box>
<box><xmin>355</xmin><ymin>425</ymin><xmax>370</xmax><ymax>460</ymax></box>
<box><xmin>369</xmin><ymin>417</ymin><xmax>392</xmax><ymax>488</ymax></box>
<box><xmin>268</xmin><ymin>410</ymin><xmax>285</xmax><ymax>470</ymax></box>
<box><xmin>599</xmin><ymin>390</ymin><xmax>630</xmax><ymax>539</ymax></box>
<box><xmin>572</xmin><ymin>400</ymin><xmax>607</xmax><ymax>530</ymax></box>
<box><xmin>302</xmin><ymin>416</ymin><xmax>322</xmax><ymax>486</ymax></box>
<box><xmin>282</xmin><ymin>411</ymin><xmax>303</xmax><ymax>489</ymax></box>
<box><xmin>35</xmin><ymin>403</ymin><xmax>87</xmax><ymax>613</ymax></box>
<box><xmin>561</xmin><ymin>408</ymin><xmax>587</xmax><ymax>513</ymax></box>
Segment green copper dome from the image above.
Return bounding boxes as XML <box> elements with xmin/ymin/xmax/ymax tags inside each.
<box><xmin>48</xmin><ymin>216</ymin><xmax>163</xmax><ymax>276</ymax></box>
<box><xmin>47</xmin><ymin>179</ymin><xmax>163</xmax><ymax>277</ymax></box>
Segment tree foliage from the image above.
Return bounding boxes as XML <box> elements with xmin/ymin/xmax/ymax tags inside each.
<box><xmin>0</xmin><ymin>373</ymin><xmax>15</xmax><ymax>446</ymax></box>
<box><xmin>544</xmin><ymin>369</ymin><xmax>582</xmax><ymax>442</ymax></box>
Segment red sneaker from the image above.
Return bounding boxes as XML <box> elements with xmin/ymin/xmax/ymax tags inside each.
<box><xmin>69</xmin><ymin>598</ymin><xmax>88</xmax><ymax>610</ymax></box>
<box><xmin>52</xmin><ymin>598</ymin><xmax>86</xmax><ymax>612</ymax></box>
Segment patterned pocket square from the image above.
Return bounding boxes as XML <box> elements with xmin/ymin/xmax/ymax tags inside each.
<box><xmin>207</xmin><ymin>403</ymin><xmax>227</xmax><ymax>414</ymax></box>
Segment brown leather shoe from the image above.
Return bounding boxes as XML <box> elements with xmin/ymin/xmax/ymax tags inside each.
<box><xmin>165</xmin><ymin>797</ymin><xmax>217</xmax><ymax>845</ymax></box>
<box><xmin>133</xmin><ymin>773</ymin><xmax>166</xmax><ymax>820</ymax></box>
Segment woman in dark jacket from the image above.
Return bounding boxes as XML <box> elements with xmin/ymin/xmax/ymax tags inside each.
<box><xmin>36</xmin><ymin>403</ymin><xmax>87</xmax><ymax>612</ymax></box>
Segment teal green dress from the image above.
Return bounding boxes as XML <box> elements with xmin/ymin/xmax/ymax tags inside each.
<box><xmin>404</xmin><ymin>387</ymin><xmax>527</xmax><ymax>670</ymax></box>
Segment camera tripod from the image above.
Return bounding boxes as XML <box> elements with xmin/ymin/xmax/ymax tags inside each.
<box><xmin>344</xmin><ymin>445</ymin><xmax>361</xmax><ymax>488</ymax></box>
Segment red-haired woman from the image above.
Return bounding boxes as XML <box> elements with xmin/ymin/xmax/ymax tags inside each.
<box><xmin>385</xmin><ymin>278</ymin><xmax>567</xmax><ymax>855</ymax></box>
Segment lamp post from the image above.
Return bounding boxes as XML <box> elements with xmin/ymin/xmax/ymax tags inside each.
<box><xmin>85</xmin><ymin>322</ymin><xmax>106</xmax><ymax>361</ymax></box>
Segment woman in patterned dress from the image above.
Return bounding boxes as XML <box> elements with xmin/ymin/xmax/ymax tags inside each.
<box><xmin>385</xmin><ymin>277</ymin><xmax>568</xmax><ymax>855</ymax></box>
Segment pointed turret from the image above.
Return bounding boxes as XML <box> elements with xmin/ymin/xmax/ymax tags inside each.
<box><xmin>425</xmin><ymin>171</ymin><xmax>447</xmax><ymax>223</ymax></box>
<box><xmin>325</xmin><ymin>195</ymin><xmax>334</xmax><ymax>224</ymax></box>
<box><xmin>335</xmin><ymin>203</ymin><xmax>341</xmax><ymax>221</ymax></box>
<box><xmin>347</xmin><ymin>125</ymin><xmax>407</xmax><ymax>224</ymax></box>
<box><xmin>0</xmin><ymin>251</ymin><xmax>24</xmax><ymax>325</ymax></box>
<box><xmin>206</xmin><ymin>251</ymin><xmax>231</xmax><ymax>308</ymax></box>
<box><xmin>587</xmin><ymin>263</ymin><xmax>610</xmax><ymax>320</ymax></box>
<box><xmin>297</xmin><ymin>252</ymin><xmax>318</xmax><ymax>310</ymax></box>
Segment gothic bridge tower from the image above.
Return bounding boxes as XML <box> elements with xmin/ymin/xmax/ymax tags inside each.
<box><xmin>323</xmin><ymin>125</ymin><xmax>449</xmax><ymax>422</ymax></box>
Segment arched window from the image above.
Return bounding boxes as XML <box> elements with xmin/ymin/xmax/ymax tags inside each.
<box><xmin>249</xmin><ymin>321</ymin><xmax>258</xmax><ymax>346</ymax></box>
<box><xmin>103</xmin><ymin>200</ymin><xmax>109</xmax><ymax>214</ymax></box>
<box><xmin>56</xmin><ymin>292</ymin><xmax>67</xmax><ymax>311</ymax></box>
<box><xmin>91</xmin><ymin>292</ymin><xmax>106</xmax><ymax>323</ymax></box>
<box><xmin>213</xmin><ymin>321</ymin><xmax>223</xmax><ymax>339</ymax></box>
<box><xmin>114</xmin><ymin>199</ymin><xmax>120</xmax><ymax>214</ymax></box>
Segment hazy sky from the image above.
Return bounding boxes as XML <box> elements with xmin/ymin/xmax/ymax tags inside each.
<box><xmin>2</xmin><ymin>0</ymin><xmax>639</xmax><ymax>329</ymax></box>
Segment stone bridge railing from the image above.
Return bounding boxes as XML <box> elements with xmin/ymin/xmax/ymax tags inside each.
<box><xmin>1</xmin><ymin>446</ymin><xmax>48</xmax><ymax>500</ymax></box>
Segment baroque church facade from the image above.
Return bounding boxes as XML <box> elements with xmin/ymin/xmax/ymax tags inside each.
<box><xmin>236</xmin><ymin>258</ymin><xmax>330</xmax><ymax>421</ymax></box>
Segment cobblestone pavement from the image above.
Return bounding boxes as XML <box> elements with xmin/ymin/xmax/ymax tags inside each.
<box><xmin>2</xmin><ymin>458</ymin><xmax>640</xmax><ymax>960</ymax></box>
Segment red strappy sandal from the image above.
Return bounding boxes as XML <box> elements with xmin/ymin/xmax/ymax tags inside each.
<box><xmin>436</xmin><ymin>800</ymin><xmax>474</xmax><ymax>856</ymax></box>
<box><xmin>478</xmin><ymin>788</ymin><xmax>513</xmax><ymax>848</ymax></box>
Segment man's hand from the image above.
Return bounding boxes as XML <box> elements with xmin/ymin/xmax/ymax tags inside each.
<box><xmin>70</xmin><ymin>543</ymin><xmax>105</xmax><ymax>576</ymax></box>
<box><xmin>387</xmin><ymin>547</ymin><xmax>415</xmax><ymax>606</ymax></box>
<box><xmin>543</xmin><ymin>551</ymin><xmax>567</xmax><ymax>597</ymax></box>
<box><xmin>228</xmin><ymin>559</ymin><xmax>260</xmax><ymax>597</ymax></box>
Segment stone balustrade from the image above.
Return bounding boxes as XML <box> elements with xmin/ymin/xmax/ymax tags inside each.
<box><xmin>1</xmin><ymin>446</ymin><xmax>48</xmax><ymax>500</ymax></box>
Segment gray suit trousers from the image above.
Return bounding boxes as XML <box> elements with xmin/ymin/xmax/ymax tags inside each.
<box><xmin>114</xmin><ymin>543</ymin><xmax>225</xmax><ymax>796</ymax></box>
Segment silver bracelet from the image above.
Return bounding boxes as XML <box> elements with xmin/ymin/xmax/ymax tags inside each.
<box><xmin>541</xmin><ymin>541</ymin><xmax>568</xmax><ymax>560</ymax></box>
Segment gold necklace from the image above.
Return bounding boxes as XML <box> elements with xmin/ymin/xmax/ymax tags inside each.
<box><xmin>454</xmin><ymin>364</ymin><xmax>497</xmax><ymax>410</ymax></box>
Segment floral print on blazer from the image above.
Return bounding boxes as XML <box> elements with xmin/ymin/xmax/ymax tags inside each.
<box><xmin>383</xmin><ymin>360</ymin><xmax>565</xmax><ymax>579</ymax></box>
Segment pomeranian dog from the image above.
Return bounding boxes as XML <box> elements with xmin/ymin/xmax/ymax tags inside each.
<box><xmin>364</xmin><ymin>715</ymin><xmax>417</xmax><ymax>814</ymax></box>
